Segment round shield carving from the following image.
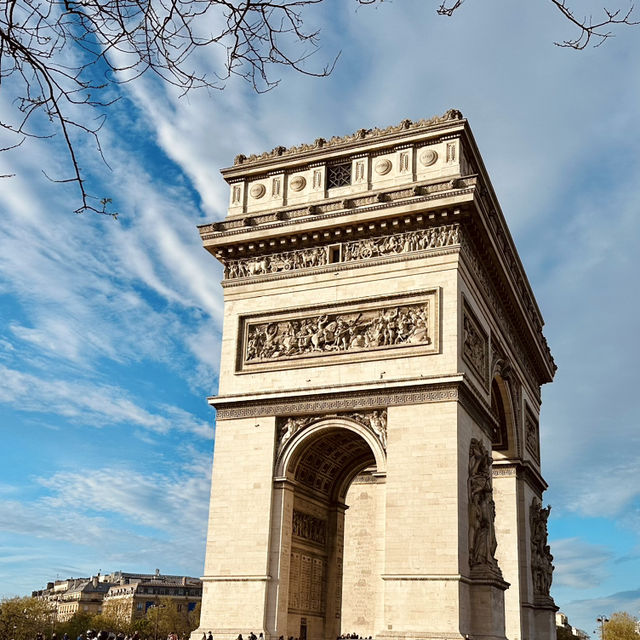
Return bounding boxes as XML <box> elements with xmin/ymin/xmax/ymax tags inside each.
<box><xmin>249</xmin><ymin>183</ymin><xmax>266</xmax><ymax>199</ymax></box>
<box><xmin>289</xmin><ymin>176</ymin><xmax>307</xmax><ymax>192</ymax></box>
<box><xmin>374</xmin><ymin>159</ymin><xmax>392</xmax><ymax>175</ymax></box>
<box><xmin>419</xmin><ymin>149</ymin><xmax>438</xmax><ymax>167</ymax></box>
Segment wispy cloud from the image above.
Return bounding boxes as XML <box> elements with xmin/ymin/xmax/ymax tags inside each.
<box><xmin>0</xmin><ymin>454</ymin><xmax>212</xmax><ymax>583</ymax></box>
<box><xmin>0</xmin><ymin>364</ymin><xmax>211</xmax><ymax>438</ymax></box>
<box><xmin>552</xmin><ymin>538</ymin><xmax>613</xmax><ymax>590</ymax></box>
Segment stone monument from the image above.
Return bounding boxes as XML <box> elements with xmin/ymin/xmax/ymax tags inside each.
<box><xmin>194</xmin><ymin>111</ymin><xmax>557</xmax><ymax>640</ymax></box>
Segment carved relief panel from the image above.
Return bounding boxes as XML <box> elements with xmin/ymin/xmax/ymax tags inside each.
<box><xmin>238</xmin><ymin>291</ymin><xmax>439</xmax><ymax>372</ymax></box>
<box><xmin>462</xmin><ymin>299</ymin><xmax>489</xmax><ymax>388</ymax></box>
<box><xmin>525</xmin><ymin>405</ymin><xmax>540</xmax><ymax>462</ymax></box>
<box><xmin>222</xmin><ymin>223</ymin><xmax>461</xmax><ymax>281</ymax></box>
<box><xmin>293</xmin><ymin>510</ymin><xmax>328</xmax><ymax>547</ymax></box>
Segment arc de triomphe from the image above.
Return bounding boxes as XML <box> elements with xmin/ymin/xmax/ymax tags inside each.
<box><xmin>194</xmin><ymin>111</ymin><xmax>557</xmax><ymax>640</ymax></box>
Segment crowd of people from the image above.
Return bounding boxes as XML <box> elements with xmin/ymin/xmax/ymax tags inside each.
<box><xmin>201</xmin><ymin>631</ymin><xmax>371</xmax><ymax>640</ymax></box>
<box><xmin>35</xmin><ymin>630</ymin><xmax>187</xmax><ymax>640</ymax></box>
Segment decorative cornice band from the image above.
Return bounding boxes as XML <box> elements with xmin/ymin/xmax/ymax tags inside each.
<box><xmin>199</xmin><ymin>182</ymin><xmax>474</xmax><ymax>242</ymax></box>
<box><xmin>222</xmin><ymin>245</ymin><xmax>461</xmax><ymax>288</ymax></box>
<box><xmin>381</xmin><ymin>574</ymin><xmax>473</xmax><ymax>584</ymax></box>
<box><xmin>213</xmin><ymin>381</ymin><xmax>461</xmax><ymax>420</ymax></box>
<box><xmin>492</xmin><ymin>460</ymin><xmax>548</xmax><ymax>493</ymax></box>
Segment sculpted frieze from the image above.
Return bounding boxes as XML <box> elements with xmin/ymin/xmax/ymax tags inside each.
<box><xmin>292</xmin><ymin>510</ymin><xmax>327</xmax><ymax>546</ymax></box>
<box><xmin>277</xmin><ymin>409</ymin><xmax>387</xmax><ymax>453</ymax></box>
<box><xmin>222</xmin><ymin>223</ymin><xmax>460</xmax><ymax>280</ymax></box>
<box><xmin>244</xmin><ymin>302</ymin><xmax>430</xmax><ymax>365</ymax></box>
<box><xmin>530</xmin><ymin>498</ymin><xmax>554</xmax><ymax>596</ymax></box>
<box><xmin>343</xmin><ymin>224</ymin><xmax>459</xmax><ymax>262</ymax></box>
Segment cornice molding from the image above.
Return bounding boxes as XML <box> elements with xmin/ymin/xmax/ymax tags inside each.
<box><xmin>199</xmin><ymin>177</ymin><xmax>474</xmax><ymax>242</ymax></box>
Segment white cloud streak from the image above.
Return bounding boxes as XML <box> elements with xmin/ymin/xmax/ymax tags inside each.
<box><xmin>0</xmin><ymin>364</ymin><xmax>211</xmax><ymax>438</ymax></box>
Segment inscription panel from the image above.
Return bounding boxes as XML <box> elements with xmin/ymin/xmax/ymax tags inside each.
<box><xmin>238</xmin><ymin>291</ymin><xmax>439</xmax><ymax>372</ymax></box>
<box><xmin>289</xmin><ymin>549</ymin><xmax>326</xmax><ymax>615</ymax></box>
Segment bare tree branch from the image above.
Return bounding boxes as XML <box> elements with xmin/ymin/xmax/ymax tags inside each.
<box><xmin>436</xmin><ymin>0</ymin><xmax>637</xmax><ymax>49</ymax></box>
<box><xmin>0</xmin><ymin>0</ymin><xmax>381</xmax><ymax>215</ymax></box>
<box><xmin>0</xmin><ymin>0</ymin><xmax>638</xmax><ymax>216</ymax></box>
<box><xmin>549</xmin><ymin>0</ymin><xmax>638</xmax><ymax>48</ymax></box>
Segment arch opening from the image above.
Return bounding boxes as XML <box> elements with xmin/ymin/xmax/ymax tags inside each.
<box><xmin>278</xmin><ymin>421</ymin><xmax>385</xmax><ymax>640</ymax></box>
<box><xmin>490</xmin><ymin>375</ymin><xmax>517</xmax><ymax>460</ymax></box>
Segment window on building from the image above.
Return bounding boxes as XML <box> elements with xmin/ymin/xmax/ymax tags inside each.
<box><xmin>188</xmin><ymin>602</ymin><xmax>196</xmax><ymax>612</ymax></box>
<box><xmin>177</xmin><ymin>605</ymin><xmax>183</xmax><ymax>612</ymax></box>
<box><xmin>327</xmin><ymin>162</ymin><xmax>351</xmax><ymax>189</ymax></box>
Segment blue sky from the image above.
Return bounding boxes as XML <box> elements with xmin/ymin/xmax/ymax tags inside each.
<box><xmin>1</xmin><ymin>0</ymin><xmax>640</xmax><ymax>635</ymax></box>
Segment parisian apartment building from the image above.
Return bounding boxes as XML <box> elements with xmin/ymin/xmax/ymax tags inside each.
<box><xmin>32</xmin><ymin>570</ymin><xmax>202</xmax><ymax>623</ymax></box>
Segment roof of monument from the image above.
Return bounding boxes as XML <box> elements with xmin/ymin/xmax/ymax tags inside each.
<box><xmin>224</xmin><ymin>109</ymin><xmax>465</xmax><ymax>174</ymax></box>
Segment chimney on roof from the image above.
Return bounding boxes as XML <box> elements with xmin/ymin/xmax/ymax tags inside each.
<box><xmin>92</xmin><ymin>576</ymin><xmax>98</xmax><ymax>588</ymax></box>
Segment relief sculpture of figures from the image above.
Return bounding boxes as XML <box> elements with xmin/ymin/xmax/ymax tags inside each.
<box><xmin>224</xmin><ymin>245</ymin><xmax>328</xmax><ymax>279</ymax></box>
<box><xmin>223</xmin><ymin>223</ymin><xmax>460</xmax><ymax>280</ymax></box>
<box><xmin>530</xmin><ymin>498</ymin><xmax>554</xmax><ymax>596</ymax></box>
<box><xmin>468</xmin><ymin>439</ymin><xmax>500</xmax><ymax>572</ymax></box>
<box><xmin>463</xmin><ymin>310</ymin><xmax>487</xmax><ymax>379</ymax></box>
<box><xmin>292</xmin><ymin>510</ymin><xmax>327</xmax><ymax>546</ymax></box>
<box><xmin>277</xmin><ymin>410</ymin><xmax>388</xmax><ymax>453</ymax></box>
<box><xmin>246</xmin><ymin>304</ymin><xmax>429</xmax><ymax>363</ymax></box>
<box><xmin>342</xmin><ymin>224</ymin><xmax>459</xmax><ymax>262</ymax></box>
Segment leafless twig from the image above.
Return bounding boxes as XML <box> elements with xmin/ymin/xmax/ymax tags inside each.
<box><xmin>0</xmin><ymin>0</ymin><xmax>381</xmax><ymax>215</ymax></box>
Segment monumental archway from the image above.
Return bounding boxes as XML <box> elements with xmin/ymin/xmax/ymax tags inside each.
<box><xmin>195</xmin><ymin>111</ymin><xmax>558</xmax><ymax>640</ymax></box>
<box><xmin>270</xmin><ymin>417</ymin><xmax>386</xmax><ymax>640</ymax></box>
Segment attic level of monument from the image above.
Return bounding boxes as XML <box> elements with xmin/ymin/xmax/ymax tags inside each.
<box><xmin>199</xmin><ymin>111</ymin><xmax>556</xmax><ymax>387</ymax></box>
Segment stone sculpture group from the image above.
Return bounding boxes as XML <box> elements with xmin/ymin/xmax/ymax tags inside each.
<box><xmin>278</xmin><ymin>410</ymin><xmax>388</xmax><ymax>453</ymax></box>
<box><xmin>530</xmin><ymin>498</ymin><xmax>554</xmax><ymax>596</ymax></box>
<box><xmin>468</xmin><ymin>439</ymin><xmax>500</xmax><ymax>572</ymax></box>
<box><xmin>245</xmin><ymin>305</ymin><xmax>430</xmax><ymax>362</ymax></box>
<box><xmin>224</xmin><ymin>224</ymin><xmax>460</xmax><ymax>280</ymax></box>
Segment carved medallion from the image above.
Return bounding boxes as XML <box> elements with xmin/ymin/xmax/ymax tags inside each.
<box><xmin>375</xmin><ymin>159</ymin><xmax>392</xmax><ymax>175</ymax></box>
<box><xmin>420</xmin><ymin>149</ymin><xmax>438</xmax><ymax>167</ymax></box>
<box><xmin>249</xmin><ymin>183</ymin><xmax>266</xmax><ymax>199</ymax></box>
<box><xmin>290</xmin><ymin>175</ymin><xmax>307</xmax><ymax>192</ymax></box>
